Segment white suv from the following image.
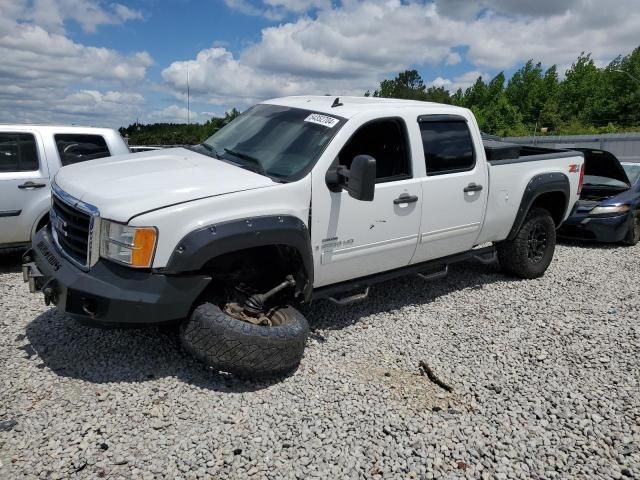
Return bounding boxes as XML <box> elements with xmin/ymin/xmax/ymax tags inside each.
<box><xmin>0</xmin><ymin>125</ymin><xmax>129</xmax><ymax>250</ymax></box>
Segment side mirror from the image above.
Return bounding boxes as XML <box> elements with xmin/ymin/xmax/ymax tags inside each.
<box><xmin>343</xmin><ymin>155</ymin><xmax>376</xmax><ymax>201</ymax></box>
<box><xmin>326</xmin><ymin>155</ymin><xmax>376</xmax><ymax>201</ymax></box>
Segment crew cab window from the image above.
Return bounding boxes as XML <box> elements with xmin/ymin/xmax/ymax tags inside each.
<box><xmin>54</xmin><ymin>134</ymin><xmax>110</xmax><ymax>166</ymax></box>
<box><xmin>0</xmin><ymin>132</ymin><xmax>39</xmax><ymax>172</ymax></box>
<box><xmin>420</xmin><ymin>121</ymin><xmax>475</xmax><ymax>175</ymax></box>
<box><xmin>338</xmin><ymin>118</ymin><xmax>411</xmax><ymax>182</ymax></box>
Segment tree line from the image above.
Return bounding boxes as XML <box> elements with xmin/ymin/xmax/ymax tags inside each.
<box><xmin>367</xmin><ymin>46</ymin><xmax>640</xmax><ymax>137</ymax></box>
<box><xmin>119</xmin><ymin>109</ymin><xmax>241</xmax><ymax>146</ymax></box>
<box><xmin>121</xmin><ymin>46</ymin><xmax>640</xmax><ymax>144</ymax></box>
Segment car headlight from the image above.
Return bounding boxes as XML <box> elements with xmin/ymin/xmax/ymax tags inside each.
<box><xmin>589</xmin><ymin>205</ymin><xmax>631</xmax><ymax>216</ymax></box>
<box><xmin>100</xmin><ymin>220</ymin><xmax>158</xmax><ymax>268</ymax></box>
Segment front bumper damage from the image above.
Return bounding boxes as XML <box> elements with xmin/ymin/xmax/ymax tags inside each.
<box><xmin>23</xmin><ymin>227</ymin><xmax>211</xmax><ymax>327</ymax></box>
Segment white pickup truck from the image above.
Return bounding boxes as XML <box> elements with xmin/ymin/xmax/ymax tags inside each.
<box><xmin>22</xmin><ymin>97</ymin><xmax>584</xmax><ymax>378</ymax></box>
<box><xmin>0</xmin><ymin>125</ymin><xmax>129</xmax><ymax>250</ymax></box>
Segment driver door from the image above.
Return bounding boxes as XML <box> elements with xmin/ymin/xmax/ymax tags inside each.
<box><xmin>311</xmin><ymin>118</ymin><xmax>422</xmax><ymax>287</ymax></box>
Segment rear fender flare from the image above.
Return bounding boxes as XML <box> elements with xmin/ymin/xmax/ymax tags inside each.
<box><xmin>506</xmin><ymin>172</ymin><xmax>570</xmax><ymax>241</ymax></box>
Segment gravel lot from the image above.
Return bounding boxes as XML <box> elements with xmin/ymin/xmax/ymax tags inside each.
<box><xmin>1</xmin><ymin>242</ymin><xmax>639</xmax><ymax>479</ymax></box>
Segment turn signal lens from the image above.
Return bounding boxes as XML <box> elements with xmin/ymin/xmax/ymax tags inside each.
<box><xmin>131</xmin><ymin>228</ymin><xmax>158</xmax><ymax>268</ymax></box>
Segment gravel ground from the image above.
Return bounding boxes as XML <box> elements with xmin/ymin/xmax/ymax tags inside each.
<box><xmin>1</xmin><ymin>242</ymin><xmax>639</xmax><ymax>480</ymax></box>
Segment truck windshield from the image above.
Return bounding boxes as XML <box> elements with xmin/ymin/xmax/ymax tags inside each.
<box><xmin>202</xmin><ymin>104</ymin><xmax>344</xmax><ymax>180</ymax></box>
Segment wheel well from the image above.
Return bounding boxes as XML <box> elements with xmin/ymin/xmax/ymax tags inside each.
<box><xmin>31</xmin><ymin>213</ymin><xmax>50</xmax><ymax>240</ymax></box>
<box><xmin>200</xmin><ymin>244</ymin><xmax>308</xmax><ymax>301</ymax></box>
<box><xmin>530</xmin><ymin>191</ymin><xmax>567</xmax><ymax>226</ymax></box>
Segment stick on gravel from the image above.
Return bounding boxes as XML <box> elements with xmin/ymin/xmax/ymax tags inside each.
<box><xmin>419</xmin><ymin>360</ymin><xmax>453</xmax><ymax>392</ymax></box>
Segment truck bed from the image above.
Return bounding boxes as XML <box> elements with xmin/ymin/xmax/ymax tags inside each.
<box><xmin>483</xmin><ymin>139</ymin><xmax>578</xmax><ymax>164</ymax></box>
<box><xmin>476</xmin><ymin>141</ymin><xmax>584</xmax><ymax>244</ymax></box>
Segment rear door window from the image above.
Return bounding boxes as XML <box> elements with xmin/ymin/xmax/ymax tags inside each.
<box><xmin>419</xmin><ymin>120</ymin><xmax>475</xmax><ymax>175</ymax></box>
<box><xmin>0</xmin><ymin>132</ymin><xmax>39</xmax><ymax>172</ymax></box>
<box><xmin>54</xmin><ymin>134</ymin><xmax>110</xmax><ymax>166</ymax></box>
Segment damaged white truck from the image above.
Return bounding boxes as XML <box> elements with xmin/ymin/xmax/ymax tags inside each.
<box><xmin>23</xmin><ymin>96</ymin><xmax>585</xmax><ymax>378</ymax></box>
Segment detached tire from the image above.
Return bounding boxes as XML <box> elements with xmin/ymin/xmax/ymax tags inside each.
<box><xmin>179</xmin><ymin>303</ymin><xmax>309</xmax><ymax>378</ymax></box>
<box><xmin>497</xmin><ymin>207</ymin><xmax>556</xmax><ymax>279</ymax></box>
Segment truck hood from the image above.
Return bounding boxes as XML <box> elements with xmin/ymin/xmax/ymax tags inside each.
<box><xmin>54</xmin><ymin>147</ymin><xmax>276</xmax><ymax>221</ymax></box>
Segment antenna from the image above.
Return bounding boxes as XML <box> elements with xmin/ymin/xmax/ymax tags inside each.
<box><xmin>331</xmin><ymin>97</ymin><xmax>343</xmax><ymax>108</ymax></box>
<box><xmin>187</xmin><ymin>64</ymin><xmax>191</xmax><ymax>125</ymax></box>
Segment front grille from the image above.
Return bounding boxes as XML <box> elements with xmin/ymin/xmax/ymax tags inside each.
<box><xmin>51</xmin><ymin>194</ymin><xmax>91</xmax><ymax>266</ymax></box>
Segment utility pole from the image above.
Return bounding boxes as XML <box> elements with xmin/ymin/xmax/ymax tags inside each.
<box><xmin>187</xmin><ymin>64</ymin><xmax>191</xmax><ymax>125</ymax></box>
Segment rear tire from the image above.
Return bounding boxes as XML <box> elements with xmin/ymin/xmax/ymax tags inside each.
<box><xmin>179</xmin><ymin>303</ymin><xmax>309</xmax><ymax>379</ymax></box>
<box><xmin>497</xmin><ymin>207</ymin><xmax>556</xmax><ymax>279</ymax></box>
<box><xmin>623</xmin><ymin>212</ymin><xmax>640</xmax><ymax>246</ymax></box>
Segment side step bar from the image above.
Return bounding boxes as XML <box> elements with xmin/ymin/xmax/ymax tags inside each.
<box><xmin>328</xmin><ymin>287</ymin><xmax>370</xmax><ymax>306</ymax></box>
<box><xmin>416</xmin><ymin>265</ymin><xmax>448</xmax><ymax>281</ymax></box>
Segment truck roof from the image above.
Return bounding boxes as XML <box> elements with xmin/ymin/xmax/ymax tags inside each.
<box><xmin>263</xmin><ymin>95</ymin><xmax>470</xmax><ymax>119</ymax></box>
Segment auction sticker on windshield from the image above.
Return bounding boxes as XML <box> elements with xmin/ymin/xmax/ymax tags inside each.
<box><xmin>305</xmin><ymin>113</ymin><xmax>339</xmax><ymax>128</ymax></box>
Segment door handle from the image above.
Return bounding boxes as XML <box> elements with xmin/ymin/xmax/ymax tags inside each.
<box><xmin>393</xmin><ymin>194</ymin><xmax>419</xmax><ymax>205</ymax></box>
<box><xmin>18</xmin><ymin>182</ymin><xmax>46</xmax><ymax>190</ymax></box>
<box><xmin>463</xmin><ymin>183</ymin><xmax>483</xmax><ymax>193</ymax></box>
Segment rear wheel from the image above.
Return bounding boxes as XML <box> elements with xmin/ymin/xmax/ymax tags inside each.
<box><xmin>179</xmin><ymin>302</ymin><xmax>309</xmax><ymax>379</ymax></box>
<box><xmin>623</xmin><ymin>212</ymin><xmax>640</xmax><ymax>246</ymax></box>
<box><xmin>497</xmin><ymin>207</ymin><xmax>556</xmax><ymax>279</ymax></box>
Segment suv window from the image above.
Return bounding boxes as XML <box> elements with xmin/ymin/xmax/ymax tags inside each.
<box><xmin>55</xmin><ymin>134</ymin><xmax>110</xmax><ymax>166</ymax></box>
<box><xmin>0</xmin><ymin>133</ymin><xmax>39</xmax><ymax>172</ymax></box>
<box><xmin>338</xmin><ymin>118</ymin><xmax>411</xmax><ymax>182</ymax></box>
<box><xmin>420</xmin><ymin>120</ymin><xmax>475</xmax><ymax>175</ymax></box>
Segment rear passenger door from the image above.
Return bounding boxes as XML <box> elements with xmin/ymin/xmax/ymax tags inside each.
<box><xmin>410</xmin><ymin>115</ymin><xmax>488</xmax><ymax>263</ymax></box>
<box><xmin>0</xmin><ymin>131</ymin><xmax>49</xmax><ymax>245</ymax></box>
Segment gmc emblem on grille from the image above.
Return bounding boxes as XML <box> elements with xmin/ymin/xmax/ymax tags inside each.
<box><xmin>51</xmin><ymin>210</ymin><xmax>68</xmax><ymax>237</ymax></box>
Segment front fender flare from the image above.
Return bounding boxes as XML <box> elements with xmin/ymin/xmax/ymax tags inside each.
<box><xmin>163</xmin><ymin>215</ymin><xmax>313</xmax><ymax>299</ymax></box>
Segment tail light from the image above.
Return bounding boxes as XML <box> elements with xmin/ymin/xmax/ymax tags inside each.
<box><xmin>577</xmin><ymin>163</ymin><xmax>585</xmax><ymax>195</ymax></box>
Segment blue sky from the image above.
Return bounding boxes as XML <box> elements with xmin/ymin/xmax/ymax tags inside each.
<box><xmin>1</xmin><ymin>0</ymin><xmax>638</xmax><ymax>127</ymax></box>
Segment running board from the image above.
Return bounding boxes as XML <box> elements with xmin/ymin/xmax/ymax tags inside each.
<box><xmin>472</xmin><ymin>250</ymin><xmax>497</xmax><ymax>265</ymax></box>
<box><xmin>328</xmin><ymin>287</ymin><xmax>370</xmax><ymax>306</ymax></box>
<box><xmin>416</xmin><ymin>265</ymin><xmax>448</xmax><ymax>281</ymax></box>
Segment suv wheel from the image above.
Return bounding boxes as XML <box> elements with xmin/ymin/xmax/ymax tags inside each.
<box><xmin>179</xmin><ymin>303</ymin><xmax>309</xmax><ymax>379</ymax></box>
<box><xmin>497</xmin><ymin>207</ymin><xmax>556</xmax><ymax>279</ymax></box>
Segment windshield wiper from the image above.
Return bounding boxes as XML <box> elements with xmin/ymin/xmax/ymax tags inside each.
<box><xmin>199</xmin><ymin>143</ymin><xmax>220</xmax><ymax>157</ymax></box>
<box><xmin>223</xmin><ymin>148</ymin><xmax>267</xmax><ymax>176</ymax></box>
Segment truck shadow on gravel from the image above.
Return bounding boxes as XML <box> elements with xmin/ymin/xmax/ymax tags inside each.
<box><xmin>24</xmin><ymin>260</ymin><xmax>511</xmax><ymax>390</ymax></box>
<box><xmin>0</xmin><ymin>250</ymin><xmax>24</xmax><ymax>274</ymax></box>
<box><xmin>23</xmin><ymin>311</ymin><xmax>282</xmax><ymax>393</ymax></box>
<box><xmin>302</xmin><ymin>261</ymin><xmax>513</xmax><ymax>331</ymax></box>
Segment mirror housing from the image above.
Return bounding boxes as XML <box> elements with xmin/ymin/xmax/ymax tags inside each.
<box><xmin>325</xmin><ymin>155</ymin><xmax>376</xmax><ymax>201</ymax></box>
<box><xmin>344</xmin><ymin>155</ymin><xmax>376</xmax><ymax>201</ymax></box>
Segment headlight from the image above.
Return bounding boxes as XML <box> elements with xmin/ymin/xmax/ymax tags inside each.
<box><xmin>589</xmin><ymin>205</ymin><xmax>630</xmax><ymax>216</ymax></box>
<box><xmin>100</xmin><ymin>220</ymin><xmax>158</xmax><ymax>268</ymax></box>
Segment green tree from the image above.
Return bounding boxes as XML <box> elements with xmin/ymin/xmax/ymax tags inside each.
<box><xmin>374</xmin><ymin>69</ymin><xmax>428</xmax><ymax>100</ymax></box>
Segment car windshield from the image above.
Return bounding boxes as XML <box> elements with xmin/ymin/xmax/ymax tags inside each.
<box><xmin>202</xmin><ymin>104</ymin><xmax>344</xmax><ymax>180</ymax></box>
<box><xmin>622</xmin><ymin>162</ymin><xmax>640</xmax><ymax>185</ymax></box>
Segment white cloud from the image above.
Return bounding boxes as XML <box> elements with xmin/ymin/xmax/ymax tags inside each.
<box><xmin>0</xmin><ymin>0</ymin><xmax>150</xmax><ymax>126</ymax></box>
<box><xmin>449</xmin><ymin>70</ymin><xmax>491</xmax><ymax>91</ymax></box>
<box><xmin>162</xmin><ymin>47</ymin><xmax>317</xmax><ymax>107</ymax></box>
<box><xmin>430</xmin><ymin>77</ymin><xmax>452</xmax><ymax>89</ymax></box>
<box><xmin>166</xmin><ymin>0</ymin><xmax>640</xmax><ymax>108</ymax></box>
<box><xmin>224</xmin><ymin>0</ymin><xmax>331</xmax><ymax>19</ymax></box>
<box><xmin>445</xmin><ymin>52</ymin><xmax>462</xmax><ymax>66</ymax></box>
<box><xmin>148</xmin><ymin>105</ymin><xmax>209</xmax><ymax>124</ymax></box>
